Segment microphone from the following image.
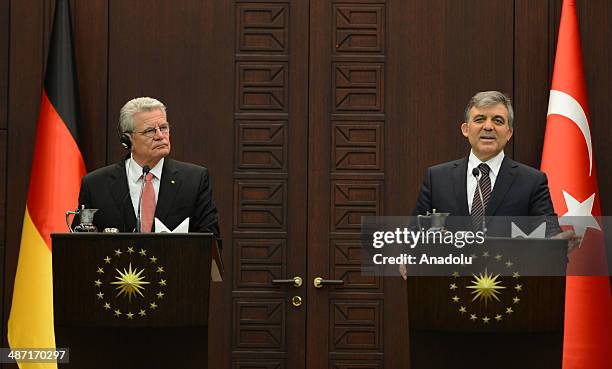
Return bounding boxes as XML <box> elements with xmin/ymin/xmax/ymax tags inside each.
<box><xmin>472</xmin><ymin>167</ymin><xmax>481</xmax><ymax>179</ymax></box>
<box><xmin>136</xmin><ymin>165</ymin><xmax>151</xmax><ymax>232</ymax></box>
<box><xmin>472</xmin><ymin>167</ymin><xmax>488</xmax><ymax>234</ymax></box>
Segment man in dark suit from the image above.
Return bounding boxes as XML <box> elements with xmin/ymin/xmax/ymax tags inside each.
<box><xmin>75</xmin><ymin>97</ymin><xmax>220</xmax><ymax>237</ymax></box>
<box><xmin>413</xmin><ymin>156</ymin><xmax>557</xmax><ymax>219</ymax></box>
<box><xmin>400</xmin><ymin>91</ymin><xmax>566</xmax><ymax>279</ymax></box>
<box><xmin>405</xmin><ymin>90</ymin><xmax>578</xmax><ymax>369</ymax></box>
<box><xmin>413</xmin><ymin>91</ymin><xmax>559</xmax><ymax>235</ymax></box>
<box><xmin>407</xmin><ymin>90</ymin><xmax>582</xmax><ymax>259</ymax></box>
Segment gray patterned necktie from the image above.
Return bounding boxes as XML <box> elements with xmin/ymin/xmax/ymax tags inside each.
<box><xmin>471</xmin><ymin>163</ymin><xmax>491</xmax><ymax>230</ymax></box>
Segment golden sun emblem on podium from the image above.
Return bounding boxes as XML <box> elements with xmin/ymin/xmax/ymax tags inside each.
<box><xmin>467</xmin><ymin>269</ymin><xmax>506</xmax><ymax>306</ymax></box>
<box><xmin>93</xmin><ymin>246</ymin><xmax>167</xmax><ymax>319</ymax></box>
<box><xmin>449</xmin><ymin>251</ymin><xmax>523</xmax><ymax>324</ymax></box>
<box><xmin>111</xmin><ymin>263</ymin><xmax>150</xmax><ymax>302</ymax></box>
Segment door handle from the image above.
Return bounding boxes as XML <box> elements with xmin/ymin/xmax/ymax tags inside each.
<box><xmin>313</xmin><ymin>277</ymin><xmax>344</xmax><ymax>288</ymax></box>
<box><xmin>272</xmin><ymin>276</ymin><xmax>303</xmax><ymax>288</ymax></box>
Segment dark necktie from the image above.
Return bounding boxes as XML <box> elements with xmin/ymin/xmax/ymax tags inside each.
<box><xmin>471</xmin><ymin>163</ymin><xmax>491</xmax><ymax>230</ymax></box>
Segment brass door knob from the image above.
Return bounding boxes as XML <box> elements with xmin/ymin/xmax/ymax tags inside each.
<box><xmin>291</xmin><ymin>295</ymin><xmax>303</xmax><ymax>307</ymax></box>
<box><xmin>272</xmin><ymin>276</ymin><xmax>303</xmax><ymax>288</ymax></box>
<box><xmin>313</xmin><ymin>277</ymin><xmax>345</xmax><ymax>288</ymax></box>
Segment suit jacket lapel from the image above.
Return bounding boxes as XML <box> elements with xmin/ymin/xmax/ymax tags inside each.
<box><xmin>109</xmin><ymin>160</ymin><xmax>136</xmax><ymax>232</ymax></box>
<box><xmin>451</xmin><ymin>157</ymin><xmax>471</xmax><ymax>230</ymax></box>
<box><xmin>452</xmin><ymin>157</ymin><xmax>469</xmax><ymax>216</ymax></box>
<box><xmin>155</xmin><ymin>158</ymin><xmax>182</xmax><ymax>223</ymax></box>
<box><xmin>486</xmin><ymin>156</ymin><xmax>518</xmax><ymax>216</ymax></box>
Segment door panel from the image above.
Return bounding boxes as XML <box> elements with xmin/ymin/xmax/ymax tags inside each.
<box><xmin>308</xmin><ymin>1</ymin><xmax>406</xmax><ymax>368</ymax></box>
<box><xmin>231</xmin><ymin>1</ymin><xmax>309</xmax><ymax>368</ymax></box>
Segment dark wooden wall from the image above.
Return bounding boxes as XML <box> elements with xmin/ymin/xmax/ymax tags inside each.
<box><xmin>1</xmin><ymin>0</ymin><xmax>610</xmax><ymax>367</ymax></box>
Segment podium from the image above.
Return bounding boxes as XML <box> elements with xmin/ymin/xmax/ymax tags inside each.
<box><xmin>406</xmin><ymin>238</ymin><xmax>567</xmax><ymax>369</ymax></box>
<box><xmin>51</xmin><ymin>233</ymin><xmax>222</xmax><ymax>369</ymax></box>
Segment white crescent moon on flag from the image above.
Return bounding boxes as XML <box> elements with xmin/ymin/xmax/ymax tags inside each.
<box><xmin>547</xmin><ymin>89</ymin><xmax>593</xmax><ymax>175</ymax></box>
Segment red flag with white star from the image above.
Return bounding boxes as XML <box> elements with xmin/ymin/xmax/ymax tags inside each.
<box><xmin>541</xmin><ymin>0</ymin><xmax>612</xmax><ymax>368</ymax></box>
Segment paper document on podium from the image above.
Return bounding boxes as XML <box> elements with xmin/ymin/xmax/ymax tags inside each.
<box><xmin>155</xmin><ymin>217</ymin><xmax>189</xmax><ymax>233</ymax></box>
<box><xmin>511</xmin><ymin>221</ymin><xmax>546</xmax><ymax>238</ymax></box>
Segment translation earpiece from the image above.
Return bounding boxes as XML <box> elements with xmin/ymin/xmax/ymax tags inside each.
<box><xmin>119</xmin><ymin>133</ymin><xmax>131</xmax><ymax>150</ymax></box>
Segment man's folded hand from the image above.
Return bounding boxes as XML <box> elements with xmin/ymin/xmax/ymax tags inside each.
<box><xmin>553</xmin><ymin>229</ymin><xmax>582</xmax><ymax>254</ymax></box>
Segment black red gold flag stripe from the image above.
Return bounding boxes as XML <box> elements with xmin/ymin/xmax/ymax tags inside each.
<box><xmin>8</xmin><ymin>1</ymin><xmax>86</xmax><ymax>367</ymax></box>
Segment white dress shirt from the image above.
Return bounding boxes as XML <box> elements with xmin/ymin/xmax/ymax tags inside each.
<box><xmin>466</xmin><ymin>150</ymin><xmax>504</xmax><ymax>213</ymax></box>
<box><xmin>125</xmin><ymin>155</ymin><xmax>164</xmax><ymax>218</ymax></box>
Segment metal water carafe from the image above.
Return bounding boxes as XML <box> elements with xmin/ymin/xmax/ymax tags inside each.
<box><xmin>65</xmin><ymin>205</ymin><xmax>99</xmax><ymax>232</ymax></box>
<box><xmin>416</xmin><ymin>209</ymin><xmax>450</xmax><ymax>231</ymax></box>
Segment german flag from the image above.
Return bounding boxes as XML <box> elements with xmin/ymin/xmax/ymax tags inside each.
<box><xmin>7</xmin><ymin>0</ymin><xmax>85</xmax><ymax>367</ymax></box>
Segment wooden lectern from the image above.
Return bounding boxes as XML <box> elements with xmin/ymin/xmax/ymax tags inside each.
<box><xmin>51</xmin><ymin>233</ymin><xmax>222</xmax><ymax>369</ymax></box>
<box><xmin>406</xmin><ymin>238</ymin><xmax>567</xmax><ymax>369</ymax></box>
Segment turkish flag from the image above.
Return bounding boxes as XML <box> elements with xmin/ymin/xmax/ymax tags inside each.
<box><xmin>541</xmin><ymin>0</ymin><xmax>612</xmax><ymax>368</ymax></box>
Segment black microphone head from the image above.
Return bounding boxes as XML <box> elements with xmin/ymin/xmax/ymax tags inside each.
<box><xmin>142</xmin><ymin>165</ymin><xmax>151</xmax><ymax>174</ymax></box>
<box><xmin>472</xmin><ymin>167</ymin><xmax>480</xmax><ymax>178</ymax></box>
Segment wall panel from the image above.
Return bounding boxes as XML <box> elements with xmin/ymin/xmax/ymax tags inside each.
<box><xmin>0</xmin><ymin>131</ymin><xmax>6</xmax><ymax>352</ymax></box>
<box><xmin>388</xmin><ymin>0</ymin><xmax>514</xmax><ymax>211</ymax></box>
<box><xmin>107</xmin><ymin>0</ymin><xmax>233</xmax><ymax>164</ymax></box>
<box><xmin>513</xmin><ymin>0</ymin><xmax>550</xmax><ymax>169</ymax></box>
<box><xmin>233</xmin><ymin>1</ymin><xmax>309</xmax><ymax>368</ymax></box>
<box><xmin>0</xmin><ymin>0</ymin><xmax>8</xmax><ymax>130</ymax></box>
<box><xmin>0</xmin><ymin>130</ymin><xmax>5</xmax><ymax>244</ymax></box>
<box><xmin>577</xmin><ymin>0</ymin><xmax>612</xmax><ymax>214</ymax></box>
<box><xmin>384</xmin><ymin>1</ymin><xmax>413</xmax><ymax>365</ymax></box>
<box><xmin>73</xmin><ymin>0</ymin><xmax>108</xmax><ymax>170</ymax></box>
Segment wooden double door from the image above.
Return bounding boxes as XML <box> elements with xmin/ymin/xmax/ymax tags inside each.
<box><xmin>220</xmin><ymin>1</ymin><xmax>409</xmax><ymax>368</ymax></box>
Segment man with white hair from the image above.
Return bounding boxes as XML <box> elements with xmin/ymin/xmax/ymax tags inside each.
<box><xmin>75</xmin><ymin>97</ymin><xmax>219</xmax><ymax>237</ymax></box>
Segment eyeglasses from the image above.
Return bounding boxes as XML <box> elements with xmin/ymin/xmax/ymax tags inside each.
<box><xmin>129</xmin><ymin>123</ymin><xmax>171</xmax><ymax>138</ymax></box>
